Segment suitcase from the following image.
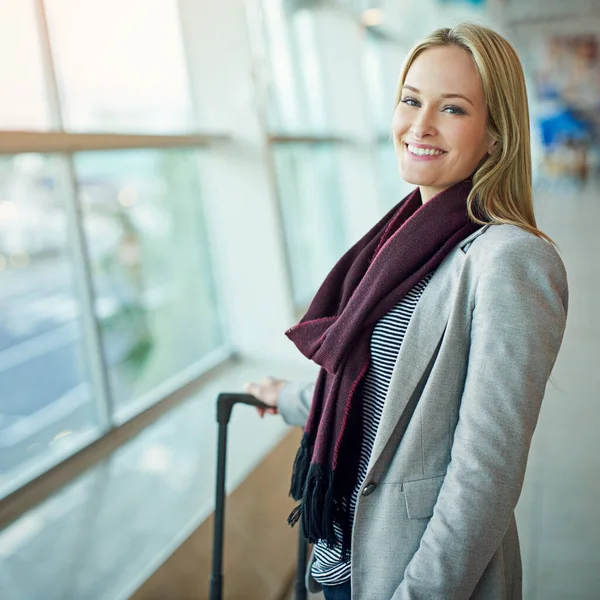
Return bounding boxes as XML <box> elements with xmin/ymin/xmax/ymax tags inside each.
<box><xmin>210</xmin><ymin>392</ymin><xmax>308</xmax><ymax>600</ymax></box>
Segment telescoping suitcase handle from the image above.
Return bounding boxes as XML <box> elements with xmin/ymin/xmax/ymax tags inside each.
<box><xmin>210</xmin><ymin>393</ymin><xmax>308</xmax><ymax>600</ymax></box>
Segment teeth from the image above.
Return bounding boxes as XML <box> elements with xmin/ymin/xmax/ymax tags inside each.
<box><xmin>407</xmin><ymin>144</ymin><xmax>444</xmax><ymax>156</ymax></box>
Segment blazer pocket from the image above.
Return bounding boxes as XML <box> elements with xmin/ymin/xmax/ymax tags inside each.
<box><xmin>403</xmin><ymin>475</ymin><xmax>445</xmax><ymax>519</ymax></box>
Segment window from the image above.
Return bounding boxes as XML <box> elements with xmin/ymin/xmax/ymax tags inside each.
<box><xmin>363</xmin><ymin>34</ymin><xmax>414</xmax><ymax>208</ymax></box>
<box><xmin>44</xmin><ymin>0</ymin><xmax>194</xmax><ymax>133</ymax></box>
<box><xmin>249</xmin><ymin>0</ymin><xmax>351</xmax><ymax>307</ymax></box>
<box><xmin>0</xmin><ymin>154</ymin><xmax>100</xmax><ymax>494</ymax></box>
<box><xmin>0</xmin><ymin>0</ymin><xmax>227</xmax><ymax>499</ymax></box>
<box><xmin>76</xmin><ymin>149</ymin><xmax>223</xmax><ymax>418</ymax></box>
<box><xmin>252</xmin><ymin>0</ymin><xmax>328</xmax><ymax>132</ymax></box>
<box><xmin>272</xmin><ymin>144</ymin><xmax>346</xmax><ymax>307</ymax></box>
<box><xmin>0</xmin><ymin>0</ymin><xmax>50</xmax><ymax>129</ymax></box>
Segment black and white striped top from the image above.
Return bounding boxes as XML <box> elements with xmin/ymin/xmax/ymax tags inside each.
<box><xmin>311</xmin><ymin>273</ymin><xmax>434</xmax><ymax>586</ymax></box>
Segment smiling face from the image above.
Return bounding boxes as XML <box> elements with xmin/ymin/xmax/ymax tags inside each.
<box><xmin>393</xmin><ymin>45</ymin><xmax>494</xmax><ymax>203</ymax></box>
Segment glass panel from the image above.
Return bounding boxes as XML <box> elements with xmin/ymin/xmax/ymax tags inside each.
<box><xmin>289</xmin><ymin>9</ymin><xmax>328</xmax><ymax>131</ymax></box>
<box><xmin>0</xmin><ymin>0</ymin><xmax>50</xmax><ymax>130</ymax></box>
<box><xmin>272</xmin><ymin>144</ymin><xmax>347</xmax><ymax>307</ymax></box>
<box><xmin>44</xmin><ymin>0</ymin><xmax>194</xmax><ymax>133</ymax></box>
<box><xmin>363</xmin><ymin>35</ymin><xmax>408</xmax><ymax>136</ymax></box>
<box><xmin>75</xmin><ymin>149</ymin><xmax>224</xmax><ymax>416</ymax></box>
<box><xmin>250</xmin><ymin>0</ymin><xmax>328</xmax><ymax>132</ymax></box>
<box><xmin>364</xmin><ymin>36</ymin><xmax>391</xmax><ymax>135</ymax></box>
<box><xmin>0</xmin><ymin>154</ymin><xmax>100</xmax><ymax>498</ymax></box>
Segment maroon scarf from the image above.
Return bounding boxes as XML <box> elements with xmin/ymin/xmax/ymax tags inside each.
<box><xmin>285</xmin><ymin>177</ymin><xmax>481</xmax><ymax>557</ymax></box>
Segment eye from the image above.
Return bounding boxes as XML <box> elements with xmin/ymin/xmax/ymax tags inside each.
<box><xmin>401</xmin><ymin>97</ymin><xmax>420</xmax><ymax>107</ymax></box>
<box><xmin>442</xmin><ymin>105</ymin><xmax>466</xmax><ymax>115</ymax></box>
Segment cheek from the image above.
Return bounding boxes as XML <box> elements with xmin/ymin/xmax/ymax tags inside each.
<box><xmin>392</xmin><ymin>107</ymin><xmax>408</xmax><ymax>136</ymax></box>
<box><xmin>451</xmin><ymin>120</ymin><xmax>488</xmax><ymax>158</ymax></box>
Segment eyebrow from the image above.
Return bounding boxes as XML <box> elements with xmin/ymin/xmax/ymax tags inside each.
<box><xmin>402</xmin><ymin>85</ymin><xmax>474</xmax><ymax>107</ymax></box>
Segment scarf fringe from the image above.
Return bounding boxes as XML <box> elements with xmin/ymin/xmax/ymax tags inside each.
<box><xmin>287</xmin><ymin>504</ymin><xmax>301</xmax><ymax>527</ymax></box>
<box><xmin>287</xmin><ymin>462</ymin><xmax>352</xmax><ymax>558</ymax></box>
<box><xmin>289</xmin><ymin>433</ymin><xmax>312</xmax><ymax>501</ymax></box>
<box><xmin>322</xmin><ymin>470</ymin><xmax>336</xmax><ymax>544</ymax></box>
<box><xmin>302</xmin><ymin>464</ymin><xmax>327</xmax><ymax>541</ymax></box>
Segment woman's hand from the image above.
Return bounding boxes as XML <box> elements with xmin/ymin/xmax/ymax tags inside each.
<box><xmin>243</xmin><ymin>376</ymin><xmax>287</xmax><ymax>418</ymax></box>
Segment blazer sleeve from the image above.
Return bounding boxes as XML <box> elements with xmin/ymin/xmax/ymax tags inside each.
<box><xmin>392</xmin><ymin>234</ymin><xmax>569</xmax><ymax>600</ymax></box>
<box><xmin>278</xmin><ymin>380</ymin><xmax>316</xmax><ymax>428</ymax></box>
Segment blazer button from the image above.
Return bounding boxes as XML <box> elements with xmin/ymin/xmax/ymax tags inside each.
<box><xmin>362</xmin><ymin>483</ymin><xmax>377</xmax><ymax>496</ymax></box>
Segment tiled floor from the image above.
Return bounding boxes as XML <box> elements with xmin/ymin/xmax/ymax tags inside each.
<box><xmin>1</xmin><ymin>179</ymin><xmax>600</xmax><ymax>600</ymax></box>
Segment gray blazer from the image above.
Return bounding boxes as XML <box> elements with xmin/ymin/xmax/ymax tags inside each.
<box><xmin>278</xmin><ymin>224</ymin><xmax>568</xmax><ymax>600</ymax></box>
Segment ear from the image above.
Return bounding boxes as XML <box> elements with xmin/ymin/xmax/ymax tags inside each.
<box><xmin>487</xmin><ymin>138</ymin><xmax>499</xmax><ymax>155</ymax></box>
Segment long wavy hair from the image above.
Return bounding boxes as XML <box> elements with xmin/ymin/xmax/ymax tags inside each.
<box><xmin>395</xmin><ymin>23</ymin><xmax>553</xmax><ymax>244</ymax></box>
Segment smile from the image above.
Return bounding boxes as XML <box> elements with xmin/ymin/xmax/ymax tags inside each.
<box><xmin>406</xmin><ymin>143</ymin><xmax>446</xmax><ymax>157</ymax></box>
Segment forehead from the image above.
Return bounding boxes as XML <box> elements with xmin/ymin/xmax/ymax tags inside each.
<box><xmin>405</xmin><ymin>45</ymin><xmax>484</xmax><ymax>103</ymax></box>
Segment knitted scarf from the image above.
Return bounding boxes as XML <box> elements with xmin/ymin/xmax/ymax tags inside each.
<box><xmin>285</xmin><ymin>177</ymin><xmax>481</xmax><ymax>558</ymax></box>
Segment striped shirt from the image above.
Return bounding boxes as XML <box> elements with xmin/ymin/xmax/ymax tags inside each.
<box><xmin>311</xmin><ymin>273</ymin><xmax>434</xmax><ymax>585</ymax></box>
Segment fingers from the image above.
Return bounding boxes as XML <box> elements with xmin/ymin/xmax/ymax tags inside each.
<box><xmin>256</xmin><ymin>407</ymin><xmax>277</xmax><ymax>418</ymax></box>
<box><xmin>244</xmin><ymin>382</ymin><xmax>258</xmax><ymax>396</ymax></box>
<box><xmin>244</xmin><ymin>377</ymin><xmax>285</xmax><ymax>414</ymax></box>
<box><xmin>244</xmin><ymin>380</ymin><xmax>273</xmax><ymax>404</ymax></box>
<box><xmin>246</xmin><ymin>383</ymin><xmax>265</xmax><ymax>417</ymax></box>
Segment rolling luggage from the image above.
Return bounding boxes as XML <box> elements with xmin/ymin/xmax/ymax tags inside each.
<box><xmin>210</xmin><ymin>392</ymin><xmax>308</xmax><ymax>600</ymax></box>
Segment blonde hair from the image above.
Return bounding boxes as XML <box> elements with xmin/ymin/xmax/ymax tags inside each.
<box><xmin>395</xmin><ymin>23</ymin><xmax>553</xmax><ymax>244</ymax></box>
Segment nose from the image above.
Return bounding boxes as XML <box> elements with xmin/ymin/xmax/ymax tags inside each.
<box><xmin>410</xmin><ymin>108</ymin><xmax>438</xmax><ymax>139</ymax></box>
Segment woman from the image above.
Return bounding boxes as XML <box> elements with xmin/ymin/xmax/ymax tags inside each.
<box><xmin>245</xmin><ymin>23</ymin><xmax>568</xmax><ymax>600</ymax></box>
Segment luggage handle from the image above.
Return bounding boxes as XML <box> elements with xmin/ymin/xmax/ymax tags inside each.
<box><xmin>210</xmin><ymin>393</ymin><xmax>308</xmax><ymax>600</ymax></box>
<box><xmin>217</xmin><ymin>392</ymin><xmax>270</xmax><ymax>425</ymax></box>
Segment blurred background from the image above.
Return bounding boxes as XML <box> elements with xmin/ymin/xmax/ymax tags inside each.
<box><xmin>0</xmin><ymin>0</ymin><xmax>599</xmax><ymax>599</ymax></box>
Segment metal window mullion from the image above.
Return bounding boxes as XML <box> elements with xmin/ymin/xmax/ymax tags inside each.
<box><xmin>176</xmin><ymin>0</ymin><xmax>203</xmax><ymax>131</ymax></box>
<box><xmin>32</xmin><ymin>0</ymin><xmax>63</xmax><ymax>131</ymax></box>
<box><xmin>33</xmin><ymin>0</ymin><xmax>115</xmax><ymax>431</ymax></box>
<box><xmin>59</xmin><ymin>154</ymin><xmax>115</xmax><ymax>430</ymax></box>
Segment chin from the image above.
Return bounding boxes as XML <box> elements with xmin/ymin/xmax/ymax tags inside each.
<box><xmin>399</xmin><ymin>168</ymin><xmax>439</xmax><ymax>188</ymax></box>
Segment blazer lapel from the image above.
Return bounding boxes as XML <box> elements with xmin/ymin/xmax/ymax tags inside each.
<box><xmin>366</xmin><ymin>226</ymin><xmax>488</xmax><ymax>473</ymax></box>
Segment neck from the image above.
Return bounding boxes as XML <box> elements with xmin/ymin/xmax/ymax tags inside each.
<box><xmin>419</xmin><ymin>185</ymin><xmax>447</xmax><ymax>204</ymax></box>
